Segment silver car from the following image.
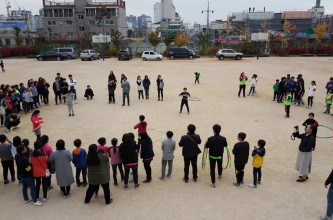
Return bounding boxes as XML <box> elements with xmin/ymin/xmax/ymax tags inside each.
<box><xmin>80</xmin><ymin>49</ymin><xmax>100</xmax><ymax>61</ymax></box>
<box><xmin>216</xmin><ymin>49</ymin><xmax>243</xmax><ymax>60</ymax></box>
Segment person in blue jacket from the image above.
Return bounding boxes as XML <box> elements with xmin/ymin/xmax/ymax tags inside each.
<box><xmin>72</xmin><ymin>139</ymin><xmax>87</xmax><ymax>187</ymax></box>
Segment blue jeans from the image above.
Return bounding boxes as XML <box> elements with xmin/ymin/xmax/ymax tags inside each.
<box><xmin>21</xmin><ymin>176</ymin><xmax>37</xmax><ymax>203</ymax></box>
<box><xmin>327</xmin><ymin>184</ymin><xmax>333</xmax><ymax>217</ymax></box>
<box><xmin>144</xmin><ymin>88</ymin><xmax>149</xmax><ymax>98</ymax></box>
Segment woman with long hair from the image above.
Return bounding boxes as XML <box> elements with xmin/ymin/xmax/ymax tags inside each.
<box><xmin>84</xmin><ymin>144</ymin><xmax>112</xmax><ymax>204</ymax></box>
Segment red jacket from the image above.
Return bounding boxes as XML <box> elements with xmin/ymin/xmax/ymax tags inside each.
<box><xmin>134</xmin><ymin>121</ymin><xmax>147</xmax><ymax>135</ymax></box>
<box><xmin>30</xmin><ymin>151</ymin><xmax>47</xmax><ymax>177</ymax></box>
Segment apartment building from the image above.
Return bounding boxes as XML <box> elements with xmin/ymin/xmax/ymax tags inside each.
<box><xmin>42</xmin><ymin>0</ymin><xmax>128</xmax><ymax>42</ymax></box>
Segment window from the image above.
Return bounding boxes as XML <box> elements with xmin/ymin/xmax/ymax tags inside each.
<box><xmin>79</xmin><ymin>26</ymin><xmax>85</xmax><ymax>31</ymax></box>
<box><xmin>89</xmin><ymin>20</ymin><xmax>95</xmax><ymax>25</ymax></box>
<box><xmin>64</xmin><ymin>9</ymin><xmax>73</xmax><ymax>17</ymax></box>
<box><xmin>78</xmin><ymin>15</ymin><xmax>84</xmax><ymax>20</ymax></box>
<box><xmin>67</xmin><ymin>32</ymin><xmax>74</xmax><ymax>37</ymax></box>
<box><xmin>66</xmin><ymin>20</ymin><xmax>72</xmax><ymax>25</ymax></box>
<box><xmin>86</xmin><ymin>9</ymin><xmax>96</xmax><ymax>17</ymax></box>
<box><xmin>44</xmin><ymin>9</ymin><xmax>53</xmax><ymax>17</ymax></box>
<box><xmin>5</xmin><ymin>39</ymin><xmax>11</xmax><ymax>46</ymax></box>
<box><xmin>49</xmin><ymin>32</ymin><xmax>57</xmax><ymax>37</ymax></box>
<box><xmin>104</xmin><ymin>20</ymin><xmax>113</xmax><ymax>25</ymax></box>
<box><xmin>25</xmin><ymin>39</ymin><xmax>30</xmax><ymax>45</ymax></box>
<box><xmin>53</xmin><ymin>9</ymin><xmax>63</xmax><ymax>17</ymax></box>
<box><xmin>47</xmin><ymin>21</ymin><xmax>57</xmax><ymax>26</ymax></box>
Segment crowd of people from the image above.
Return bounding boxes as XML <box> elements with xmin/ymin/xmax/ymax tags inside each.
<box><xmin>0</xmin><ymin>68</ymin><xmax>332</xmax><ymax>219</ymax></box>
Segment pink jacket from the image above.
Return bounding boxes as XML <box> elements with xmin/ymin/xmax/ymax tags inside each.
<box><xmin>109</xmin><ymin>147</ymin><xmax>122</xmax><ymax>165</ymax></box>
<box><xmin>42</xmin><ymin>144</ymin><xmax>53</xmax><ymax>158</ymax></box>
<box><xmin>31</xmin><ymin>115</ymin><xmax>43</xmax><ymax>130</ymax></box>
<box><xmin>97</xmin><ymin>145</ymin><xmax>109</xmax><ymax>155</ymax></box>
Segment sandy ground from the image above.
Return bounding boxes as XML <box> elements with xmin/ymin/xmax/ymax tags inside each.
<box><xmin>0</xmin><ymin>57</ymin><xmax>332</xmax><ymax>220</ymax></box>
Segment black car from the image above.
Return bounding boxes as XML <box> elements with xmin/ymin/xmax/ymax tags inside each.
<box><xmin>37</xmin><ymin>51</ymin><xmax>67</xmax><ymax>61</ymax></box>
<box><xmin>118</xmin><ymin>50</ymin><xmax>133</xmax><ymax>60</ymax></box>
<box><xmin>166</xmin><ymin>48</ymin><xmax>199</xmax><ymax>59</ymax></box>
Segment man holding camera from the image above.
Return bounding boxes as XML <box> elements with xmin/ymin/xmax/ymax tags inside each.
<box><xmin>293</xmin><ymin>125</ymin><xmax>315</xmax><ymax>182</ymax></box>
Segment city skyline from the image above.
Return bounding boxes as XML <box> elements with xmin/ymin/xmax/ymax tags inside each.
<box><xmin>1</xmin><ymin>0</ymin><xmax>333</xmax><ymax>25</ymax></box>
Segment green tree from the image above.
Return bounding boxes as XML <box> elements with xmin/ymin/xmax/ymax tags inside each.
<box><xmin>13</xmin><ymin>26</ymin><xmax>23</xmax><ymax>47</ymax></box>
<box><xmin>196</xmin><ymin>32</ymin><xmax>211</xmax><ymax>49</ymax></box>
<box><xmin>95</xmin><ymin>7</ymin><xmax>110</xmax><ymax>34</ymax></box>
<box><xmin>148</xmin><ymin>29</ymin><xmax>161</xmax><ymax>50</ymax></box>
<box><xmin>111</xmin><ymin>29</ymin><xmax>123</xmax><ymax>51</ymax></box>
<box><xmin>163</xmin><ymin>32</ymin><xmax>176</xmax><ymax>47</ymax></box>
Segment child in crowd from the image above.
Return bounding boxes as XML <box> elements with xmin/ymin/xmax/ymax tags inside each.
<box><xmin>15</xmin><ymin>144</ymin><xmax>43</xmax><ymax>206</ymax></box>
<box><xmin>160</xmin><ymin>131</ymin><xmax>176</xmax><ymax>181</ymax></box>
<box><xmin>294</xmin><ymin>79</ymin><xmax>303</xmax><ymax>106</ymax></box>
<box><xmin>31</xmin><ymin>110</ymin><xmax>43</xmax><ymax>140</ymax></box>
<box><xmin>22</xmin><ymin>89</ymin><xmax>30</xmax><ymax>113</ymax></box>
<box><xmin>232</xmin><ymin>132</ymin><xmax>249</xmax><ymax>187</ymax></box>
<box><xmin>194</xmin><ymin>72</ymin><xmax>200</xmax><ymax>84</ymax></box>
<box><xmin>22</xmin><ymin>139</ymin><xmax>32</xmax><ymax>159</ymax></box>
<box><xmin>134</xmin><ymin>115</ymin><xmax>147</xmax><ymax>142</ymax></box>
<box><xmin>157</xmin><ymin>75</ymin><xmax>164</xmax><ymax>101</ymax></box>
<box><xmin>84</xmin><ymin>85</ymin><xmax>94</xmax><ymax>100</ymax></box>
<box><xmin>143</xmin><ymin>75</ymin><xmax>151</xmax><ymax>100</ymax></box>
<box><xmin>248</xmin><ymin>139</ymin><xmax>266</xmax><ymax>188</ymax></box>
<box><xmin>97</xmin><ymin>137</ymin><xmax>109</xmax><ymax>154</ymax></box>
<box><xmin>277</xmin><ymin>77</ymin><xmax>286</xmax><ymax>103</ymax></box>
<box><xmin>307</xmin><ymin>81</ymin><xmax>316</xmax><ymax>108</ymax></box>
<box><xmin>273</xmin><ymin>79</ymin><xmax>279</xmax><ymax>101</ymax></box>
<box><xmin>0</xmin><ymin>134</ymin><xmax>15</xmax><ymax>184</ymax></box>
<box><xmin>61</xmin><ymin>79</ymin><xmax>68</xmax><ymax>103</ymax></box>
<box><xmin>72</xmin><ymin>139</ymin><xmax>87</xmax><ymax>187</ymax></box>
<box><xmin>30</xmin><ymin>141</ymin><xmax>48</xmax><ymax>202</ymax></box>
<box><xmin>108</xmin><ymin>80</ymin><xmax>116</xmax><ymax>104</ymax></box>
<box><xmin>137</xmin><ymin>76</ymin><xmax>144</xmax><ymax>101</ymax></box>
<box><xmin>139</xmin><ymin>132</ymin><xmax>154</xmax><ymax>183</ymax></box>
<box><xmin>284</xmin><ymin>90</ymin><xmax>292</xmax><ymax>118</ymax></box>
<box><xmin>324</xmin><ymin>89</ymin><xmax>333</xmax><ymax>115</ymax></box>
<box><xmin>64</xmin><ymin>90</ymin><xmax>75</xmax><ymax>117</ymax></box>
<box><xmin>39</xmin><ymin>135</ymin><xmax>54</xmax><ymax>190</ymax></box>
<box><xmin>108</xmin><ymin>138</ymin><xmax>124</xmax><ymax>186</ymax></box>
<box><xmin>179</xmin><ymin>88</ymin><xmax>190</xmax><ymax>114</ymax></box>
<box><xmin>4</xmin><ymin>110</ymin><xmax>20</xmax><ymax>133</ymax></box>
<box><xmin>248</xmin><ymin>74</ymin><xmax>258</xmax><ymax>96</ymax></box>
<box><xmin>289</xmin><ymin>76</ymin><xmax>296</xmax><ymax>101</ymax></box>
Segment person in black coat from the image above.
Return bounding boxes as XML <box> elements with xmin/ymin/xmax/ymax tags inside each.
<box><xmin>232</xmin><ymin>132</ymin><xmax>250</xmax><ymax>187</ymax></box>
<box><xmin>179</xmin><ymin>124</ymin><xmax>201</xmax><ymax>183</ymax></box>
<box><xmin>84</xmin><ymin>85</ymin><xmax>94</xmax><ymax>100</ymax></box>
<box><xmin>119</xmin><ymin>133</ymin><xmax>140</xmax><ymax>189</ymax></box>
<box><xmin>294</xmin><ymin>125</ymin><xmax>315</xmax><ymax>182</ymax></box>
<box><xmin>139</xmin><ymin>132</ymin><xmax>154</xmax><ymax>183</ymax></box>
<box><xmin>143</xmin><ymin>75</ymin><xmax>151</xmax><ymax>99</ymax></box>
<box><xmin>205</xmin><ymin>124</ymin><xmax>228</xmax><ymax>187</ymax></box>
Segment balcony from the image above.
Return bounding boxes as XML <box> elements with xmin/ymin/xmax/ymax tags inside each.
<box><xmin>43</xmin><ymin>0</ymin><xmax>74</xmax><ymax>7</ymax></box>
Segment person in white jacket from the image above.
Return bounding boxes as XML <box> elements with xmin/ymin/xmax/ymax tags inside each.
<box><xmin>137</xmin><ymin>76</ymin><xmax>144</xmax><ymax>101</ymax></box>
<box><xmin>67</xmin><ymin>74</ymin><xmax>77</xmax><ymax>101</ymax></box>
<box><xmin>307</xmin><ymin>81</ymin><xmax>316</xmax><ymax>109</ymax></box>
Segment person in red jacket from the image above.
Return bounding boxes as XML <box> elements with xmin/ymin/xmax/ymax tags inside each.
<box><xmin>134</xmin><ymin>115</ymin><xmax>147</xmax><ymax>143</ymax></box>
<box><xmin>30</xmin><ymin>141</ymin><xmax>48</xmax><ymax>202</ymax></box>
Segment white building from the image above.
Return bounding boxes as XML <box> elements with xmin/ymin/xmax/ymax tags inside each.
<box><xmin>154</xmin><ymin>0</ymin><xmax>176</xmax><ymax>23</ymax></box>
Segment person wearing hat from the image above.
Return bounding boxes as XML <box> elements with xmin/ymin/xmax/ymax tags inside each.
<box><xmin>30</xmin><ymin>141</ymin><xmax>49</xmax><ymax>202</ymax></box>
<box><xmin>293</xmin><ymin>124</ymin><xmax>315</xmax><ymax>182</ymax></box>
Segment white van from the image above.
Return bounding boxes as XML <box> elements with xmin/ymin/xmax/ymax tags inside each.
<box><xmin>53</xmin><ymin>47</ymin><xmax>76</xmax><ymax>59</ymax></box>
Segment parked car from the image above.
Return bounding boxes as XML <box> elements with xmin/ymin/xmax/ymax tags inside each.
<box><xmin>216</xmin><ymin>49</ymin><xmax>243</xmax><ymax>60</ymax></box>
<box><xmin>53</xmin><ymin>47</ymin><xmax>76</xmax><ymax>59</ymax></box>
<box><xmin>141</xmin><ymin>51</ymin><xmax>163</xmax><ymax>61</ymax></box>
<box><xmin>36</xmin><ymin>51</ymin><xmax>67</xmax><ymax>61</ymax></box>
<box><xmin>118</xmin><ymin>50</ymin><xmax>133</xmax><ymax>60</ymax></box>
<box><xmin>80</xmin><ymin>49</ymin><xmax>100</xmax><ymax>61</ymax></box>
<box><xmin>166</xmin><ymin>48</ymin><xmax>198</xmax><ymax>59</ymax></box>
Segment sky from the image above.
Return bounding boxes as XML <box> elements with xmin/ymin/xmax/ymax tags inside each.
<box><xmin>1</xmin><ymin>0</ymin><xmax>333</xmax><ymax>25</ymax></box>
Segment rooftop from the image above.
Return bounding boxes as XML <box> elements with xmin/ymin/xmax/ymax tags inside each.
<box><xmin>43</xmin><ymin>0</ymin><xmax>125</xmax><ymax>8</ymax></box>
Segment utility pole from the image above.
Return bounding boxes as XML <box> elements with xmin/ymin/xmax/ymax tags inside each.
<box><xmin>202</xmin><ymin>1</ymin><xmax>214</xmax><ymax>32</ymax></box>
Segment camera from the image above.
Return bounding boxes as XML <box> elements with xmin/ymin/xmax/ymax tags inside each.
<box><xmin>294</xmin><ymin>125</ymin><xmax>299</xmax><ymax>130</ymax></box>
<box><xmin>291</xmin><ymin>125</ymin><xmax>299</xmax><ymax>140</ymax></box>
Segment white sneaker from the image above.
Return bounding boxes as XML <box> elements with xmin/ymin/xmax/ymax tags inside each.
<box><xmin>318</xmin><ymin>214</ymin><xmax>332</xmax><ymax>220</ymax></box>
<box><xmin>210</xmin><ymin>182</ymin><xmax>216</xmax><ymax>188</ymax></box>
<box><xmin>248</xmin><ymin>183</ymin><xmax>257</xmax><ymax>188</ymax></box>
<box><xmin>159</xmin><ymin>177</ymin><xmax>166</xmax><ymax>181</ymax></box>
<box><xmin>43</xmin><ymin>197</ymin><xmax>48</xmax><ymax>203</ymax></box>
<box><xmin>33</xmin><ymin>201</ymin><xmax>43</xmax><ymax>206</ymax></box>
<box><xmin>25</xmin><ymin>199</ymin><xmax>32</xmax><ymax>203</ymax></box>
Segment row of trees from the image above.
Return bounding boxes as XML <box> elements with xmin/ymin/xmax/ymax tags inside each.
<box><xmin>147</xmin><ymin>30</ymin><xmax>190</xmax><ymax>49</ymax></box>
